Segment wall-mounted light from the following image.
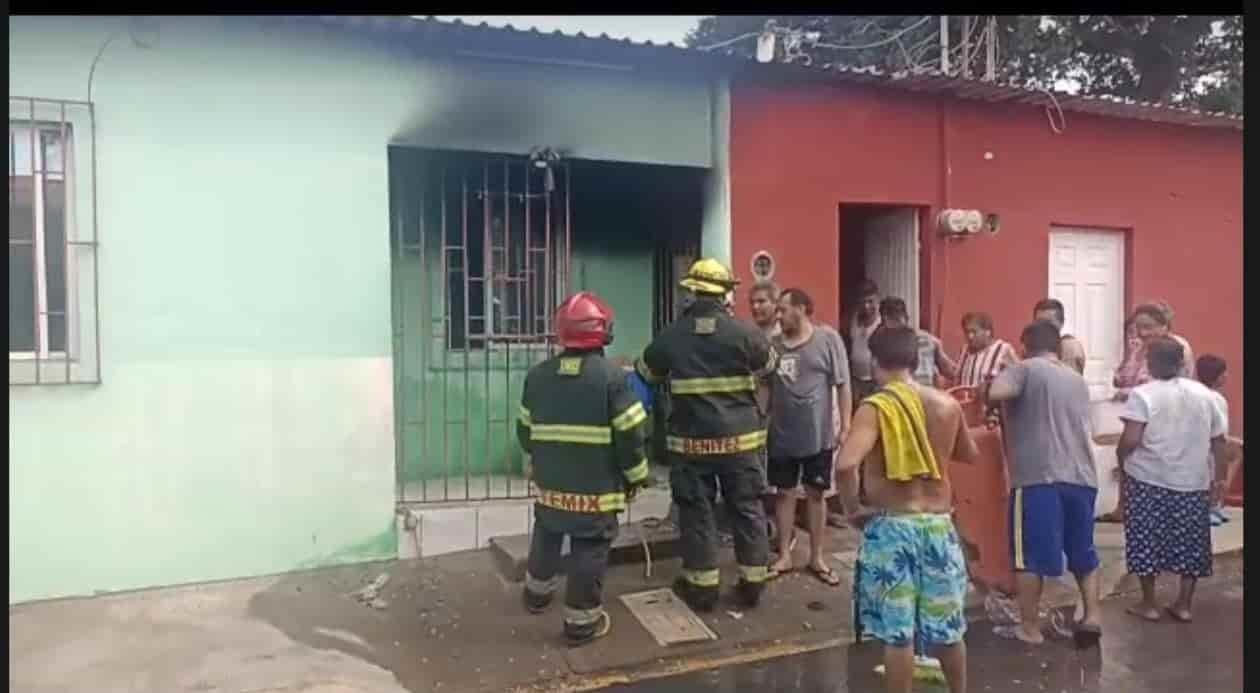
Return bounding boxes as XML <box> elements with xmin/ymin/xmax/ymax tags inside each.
<box><xmin>985</xmin><ymin>213</ymin><xmax>1001</xmax><ymax>235</ymax></box>
<box><xmin>528</xmin><ymin>147</ymin><xmax>562</xmax><ymax>191</ymax></box>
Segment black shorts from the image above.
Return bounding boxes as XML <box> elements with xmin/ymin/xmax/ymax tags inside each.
<box><xmin>768</xmin><ymin>449</ymin><xmax>834</xmax><ymax>493</ymax></box>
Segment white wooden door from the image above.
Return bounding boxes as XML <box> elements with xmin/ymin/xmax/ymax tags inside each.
<box><xmin>1048</xmin><ymin>228</ymin><xmax>1125</xmax><ymax>401</ymax></box>
<box><xmin>863</xmin><ymin>208</ymin><xmax>920</xmax><ymax>327</ymax></box>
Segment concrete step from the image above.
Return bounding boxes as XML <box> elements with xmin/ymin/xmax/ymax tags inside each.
<box><xmin>490</xmin><ymin>518</ymin><xmax>684</xmax><ymax>582</ymax></box>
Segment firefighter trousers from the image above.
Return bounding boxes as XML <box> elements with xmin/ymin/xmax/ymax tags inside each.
<box><xmin>525</xmin><ymin>508</ymin><xmax>618</xmax><ymax>637</ymax></box>
<box><xmin>670</xmin><ymin>452</ymin><xmax>770</xmax><ymax>596</ymax></box>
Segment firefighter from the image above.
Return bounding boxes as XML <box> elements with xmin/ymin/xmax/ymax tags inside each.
<box><xmin>517</xmin><ymin>291</ymin><xmax>651</xmax><ymax>646</ymax></box>
<box><xmin>636</xmin><ymin>258</ymin><xmax>778</xmax><ymax>612</ymax></box>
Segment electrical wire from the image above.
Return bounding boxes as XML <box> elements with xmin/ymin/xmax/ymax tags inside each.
<box><xmin>699</xmin><ymin>17</ymin><xmax>934</xmax><ymax>55</ymax></box>
<box><xmin>813</xmin><ymin>16</ymin><xmax>934</xmax><ymax>51</ymax></box>
<box><xmin>1039</xmin><ymin>87</ymin><xmax>1067</xmax><ymax>133</ymax></box>
<box><xmin>86</xmin><ymin>30</ymin><xmax>121</xmax><ymax>103</ymax></box>
<box><xmin>696</xmin><ymin>31</ymin><xmax>762</xmax><ymax>52</ymax></box>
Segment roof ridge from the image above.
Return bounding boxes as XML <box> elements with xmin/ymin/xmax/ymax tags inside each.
<box><xmin>321</xmin><ymin>16</ymin><xmax>1241</xmax><ymax>128</ymax></box>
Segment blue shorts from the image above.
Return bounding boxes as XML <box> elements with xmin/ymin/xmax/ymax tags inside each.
<box><xmin>856</xmin><ymin>513</ymin><xmax>968</xmax><ymax>648</ymax></box>
<box><xmin>1009</xmin><ymin>483</ymin><xmax>1100</xmax><ymax>578</ymax></box>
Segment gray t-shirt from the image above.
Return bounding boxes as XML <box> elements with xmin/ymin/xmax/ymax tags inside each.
<box><xmin>992</xmin><ymin>356</ymin><xmax>1097</xmax><ymax>490</ymax></box>
<box><xmin>769</xmin><ymin>325</ymin><xmax>850</xmax><ymax>459</ymax></box>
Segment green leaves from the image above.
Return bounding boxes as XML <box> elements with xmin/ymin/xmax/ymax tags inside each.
<box><xmin>686</xmin><ymin>15</ymin><xmax>1243</xmax><ymax>114</ymax></box>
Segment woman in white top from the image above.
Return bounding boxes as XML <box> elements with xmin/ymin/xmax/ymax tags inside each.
<box><xmin>1117</xmin><ymin>338</ymin><xmax>1228</xmax><ymax>624</ymax></box>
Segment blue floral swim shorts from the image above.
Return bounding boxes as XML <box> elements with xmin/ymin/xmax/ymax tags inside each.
<box><xmin>855</xmin><ymin>513</ymin><xmax>969</xmax><ymax>648</ymax></box>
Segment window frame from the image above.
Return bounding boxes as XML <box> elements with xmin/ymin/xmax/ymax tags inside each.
<box><xmin>9</xmin><ymin>119</ymin><xmax>79</xmax><ymax>362</ymax></box>
<box><xmin>430</xmin><ymin>154</ymin><xmax>569</xmax><ymax>353</ymax></box>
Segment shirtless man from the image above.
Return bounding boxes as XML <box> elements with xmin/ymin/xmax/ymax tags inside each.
<box><xmin>836</xmin><ymin>326</ymin><xmax>980</xmax><ymax>693</ymax></box>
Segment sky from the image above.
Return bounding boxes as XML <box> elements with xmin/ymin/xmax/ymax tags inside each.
<box><xmin>435</xmin><ymin>16</ymin><xmax>707</xmax><ymax>45</ymax></box>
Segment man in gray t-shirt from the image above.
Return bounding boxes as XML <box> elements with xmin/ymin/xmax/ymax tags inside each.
<box><xmin>766</xmin><ymin>288</ymin><xmax>851</xmax><ymax>585</ymax></box>
<box><xmin>986</xmin><ymin>319</ymin><xmax>1101</xmax><ymax>647</ymax></box>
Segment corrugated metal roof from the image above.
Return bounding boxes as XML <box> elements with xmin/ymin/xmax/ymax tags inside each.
<box><xmin>300</xmin><ymin>16</ymin><xmax>1243</xmax><ymax>132</ymax></box>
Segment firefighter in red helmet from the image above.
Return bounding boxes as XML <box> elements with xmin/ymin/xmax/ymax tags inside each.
<box><xmin>636</xmin><ymin>259</ymin><xmax>778</xmax><ymax>612</ymax></box>
<box><xmin>517</xmin><ymin>291</ymin><xmax>650</xmax><ymax>646</ymax></box>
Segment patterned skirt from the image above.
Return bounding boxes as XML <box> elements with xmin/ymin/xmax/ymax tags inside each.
<box><xmin>1123</xmin><ymin>475</ymin><xmax>1213</xmax><ymax>578</ymax></box>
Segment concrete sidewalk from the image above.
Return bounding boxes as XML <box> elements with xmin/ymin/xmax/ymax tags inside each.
<box><xmin>9</xmin><ymin>508</ymin><xmax>1244</xmax><ymax>693</ymax></box>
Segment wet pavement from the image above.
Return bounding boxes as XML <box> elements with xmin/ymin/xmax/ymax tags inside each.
<box><xmin>606</xmin><ymin>560</ymin><xmax>1244</xmax><ymax>692</ymax></box>
<box><xmin>8</xmin><ymin>524</ymin><xmax>1241</xmax><ymax>693</ymax></box>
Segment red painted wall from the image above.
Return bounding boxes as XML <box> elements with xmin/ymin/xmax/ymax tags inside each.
<box><xmin>730</xmin><ymin>81</ymin><xmax>1243</xmax><ymax>432</ymax></box>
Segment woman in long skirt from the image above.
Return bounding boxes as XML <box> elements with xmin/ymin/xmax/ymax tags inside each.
<box><xmin>1116</xmin><ymin>337</ymin><xmax>1229</xmax><ymax>622</ymax></box>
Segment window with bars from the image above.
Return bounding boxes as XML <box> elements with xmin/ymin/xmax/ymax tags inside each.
<box><xmin>9</xmin><ymin>97</ymin><xmax>100</xmax><ymax>385</ymax></box>
<box><xmin>10</xmin><ymin>123</ymin><xmax>72</xmax><ymax>358</ymax></box>
<box><xmin>423</xmin><ymin>154</ymin><xmax>570</xmax><ymax>351</ymax></box>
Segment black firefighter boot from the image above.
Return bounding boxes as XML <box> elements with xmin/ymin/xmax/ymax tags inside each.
<box><xmin>672</xmin><ymin>577</ymin><xmax>719</xmax><ymax>613</ymax></box>
<box><xmin>734</xmin><ymin>579</ymin><xmax>765</xmax><ymax>609</ymax></box>
<box><xmin>522</xmin><ymin>587</ymin><xmax>554</xmax><ymax>614</ymax></box>
<box><xmin>564</xmin><ymin>611</ymin><xmax>612</xmax><ymax>647</ymax></box>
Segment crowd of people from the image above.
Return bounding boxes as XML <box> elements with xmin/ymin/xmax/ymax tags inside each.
<box><xmin>514</xmin><ymin>259</ymin><xmax>1238</xmax><ymax>693</ymax></box>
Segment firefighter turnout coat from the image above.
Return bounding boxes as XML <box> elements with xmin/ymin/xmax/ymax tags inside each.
<box><xmin>517</xmin><ymin>350</ymin><xmax>650</xmax><ymax>534</ymax></box>
<box><xmin>635</xmin><ymin>295</ymin><xmax>777</xmax><ymax>595</ymax></box>
<box><xmin>636</xmin><ymin>297</ymin><xmax>777</xmax><ymax>454</ymax></box>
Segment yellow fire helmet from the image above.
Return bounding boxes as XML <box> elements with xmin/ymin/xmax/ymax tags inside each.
<box><xmin>679</xmin><ymin>257</ymin><xmax>740</xmax><ymax>296</ymax></box>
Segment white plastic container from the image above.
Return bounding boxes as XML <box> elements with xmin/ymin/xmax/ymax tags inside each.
<box><xmin>1092</xmin><ymin>441</ymin><xmax>1120</xmax><ymax>518</ymax></box>
<box><xmin>1090</xmin><ymin>400</ymin><xmax>1126</xmax><ymax>438</ymax></box>
<box><xmin>1089</xmin><ymin>400</ymin><xmax>1126</xmax><ymax>517</ymax></box>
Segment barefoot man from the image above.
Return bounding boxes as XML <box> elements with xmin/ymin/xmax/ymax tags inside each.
<box><xmin>984</xmin><ymin>320</ymin><xmax>1103</xmax><ymax>647</ymax></box>
<box><xmin>765</xmin><ymin>288</ymin><xmax>851</xmax><ymax>584</ymax></box>
<box><xmin>835</xmin><ymin>326</ymin><xmax>980</xmax><ymax>693</ymax></box>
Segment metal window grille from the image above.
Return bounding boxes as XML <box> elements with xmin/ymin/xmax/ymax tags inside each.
<box><xmin>9</xmin><ymin>97</ymin><xmax>101</xmax><ymax>386</ymax></box>
<box><xmin>392</xmin><ymin>149</ymin><xmax>571</xmax><ymax>503</ymax></box>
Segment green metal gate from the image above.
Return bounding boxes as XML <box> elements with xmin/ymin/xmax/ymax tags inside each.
<box><xmin>390</xmin><ymin>148</ymin><xmax>571</xmax><ymax>503</ymax></box>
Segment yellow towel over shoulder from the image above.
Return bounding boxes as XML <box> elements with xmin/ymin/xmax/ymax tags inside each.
<box><xmin>862</xmin><ymin>381</ymin><xmax>942</xmax><ymax>482</ymax></box>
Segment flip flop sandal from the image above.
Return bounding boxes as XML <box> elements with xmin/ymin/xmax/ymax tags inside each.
<box><xmin>1165</xmin><ymin>607</ymin><xmax>1193</xmax><ymax>623</ymax></box>
<box><xmin>808</xmin><ymin>564</ymin><xmax>842</xmax><ymax>587</ymax></box>
<box><xmin>766</xmin><ymin>566</ymin><xmax>793</xmax><ymax>581</ymax></box>
<box><xmin>1125</xmin><ymin>605</ymin><xmax>1162</xmax><ymax>622</ymax></box>
<box><xmin>992</xmin><ymin>624</ymin><xmax>1045</xmax><ymax>645</ymax></box>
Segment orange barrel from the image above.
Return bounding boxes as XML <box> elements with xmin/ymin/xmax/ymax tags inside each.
<box><xmin>1224</xmin><ymin>437</ymin><xmax>1244</xmax><ymax>507</ymax></box>
<box><xmin>947</xmin><ymin>386</ymin><xmax>1016</xmax><ymax>596</ymax></box>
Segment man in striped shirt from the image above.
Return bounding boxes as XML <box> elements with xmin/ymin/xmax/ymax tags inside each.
<box><xmin>952</xmin><ymin>312</ymin><xmax>1019</xmax><ymax>389</ymax></box>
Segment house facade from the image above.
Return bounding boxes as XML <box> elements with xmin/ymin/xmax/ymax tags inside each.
<box><xmin>9</xmin><ymin>15</ymin><xmax>1242</xmax><ymax>604</ymax></box>
<box><xmin>8</xmin><ymin>15</ymin><xmax>734</xmax><ymax>603</ymax></box>
<box><xmin>727</xmin><ymin>71</ymin><xmax>1243</xmax><ymax>430</ymax></box>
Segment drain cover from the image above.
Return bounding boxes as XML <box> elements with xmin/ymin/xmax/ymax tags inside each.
<box><xmin>620</xmin><ymin>588</ymin><xmax>718</xmax><ymax>647</ymax></box>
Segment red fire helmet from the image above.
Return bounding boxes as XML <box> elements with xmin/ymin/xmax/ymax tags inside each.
<box><xmin>555</xmin><ymin>292</ymin><xmax>615</xmax><ymax>350</ymax></box>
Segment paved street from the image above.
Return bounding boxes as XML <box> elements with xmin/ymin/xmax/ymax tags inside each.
<box><xmin>9</xmin><ymin>543</ymin><xmax>1241</xmax><ymax>693</ymax></box>
<box><xmin>608</xmin><ymin>559</ymin><xmax>1243</xmax><ymax>693</ymax></box>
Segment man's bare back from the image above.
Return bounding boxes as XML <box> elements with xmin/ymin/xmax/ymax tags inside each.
<box><xmin>850</xmin><ymin>380</ymin><xmax>981</xmax><ymax>515</ymax></box>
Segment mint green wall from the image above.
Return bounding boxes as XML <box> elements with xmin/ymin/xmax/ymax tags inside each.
<box><xmin>391</xmin><ymin>242</ymin><xmax>653</xmax><ymax>486</ymax></box>
<box><xmin>8</xmin><ymin>16</ymin><xmax>719</xmax><ymax>603</ymax></box>
<box><xmin>572</xmin><ymin>239</ymin><xmax>655</xmax><ymax>362</ymax></box>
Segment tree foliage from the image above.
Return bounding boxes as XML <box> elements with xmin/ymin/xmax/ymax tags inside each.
<box><xmin>685</xmin><ymin>15</ymin><xmax>1243</xmax><ymax>114</ymax></box>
